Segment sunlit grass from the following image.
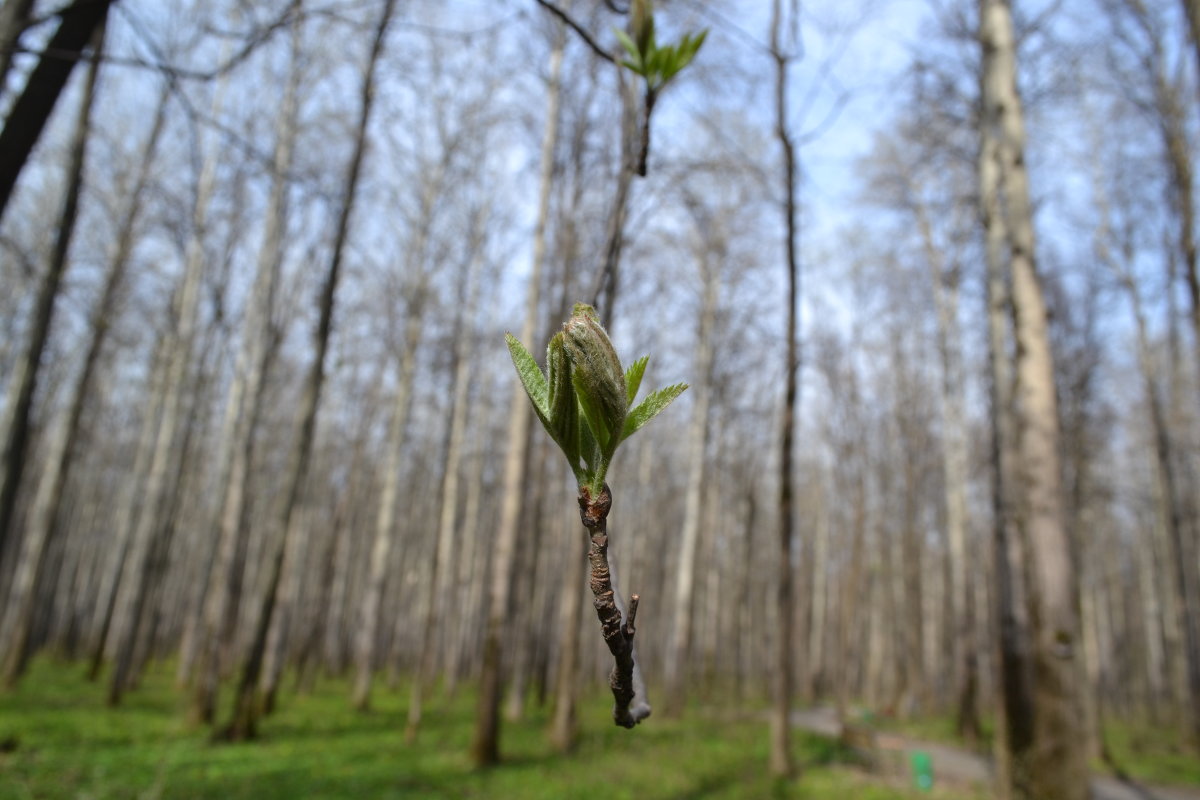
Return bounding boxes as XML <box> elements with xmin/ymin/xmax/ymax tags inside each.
<box><xmin>0</xmin><ymin>657</ymin><xmax>984</xmax><ymax>799</ymax></box>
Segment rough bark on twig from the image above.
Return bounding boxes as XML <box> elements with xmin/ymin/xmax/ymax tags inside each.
<box><xmin>577</xmin><ymin>484</ymin><xmax>649</xmax><ymax>728</ymax></box>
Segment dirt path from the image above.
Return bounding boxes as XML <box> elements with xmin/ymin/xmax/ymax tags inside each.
<box><xmin>790</xmin><ymin>708</ymin><xmax>1200</xmax><ymax>800</ymax></box>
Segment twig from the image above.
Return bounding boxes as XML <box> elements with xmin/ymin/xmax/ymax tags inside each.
<box><xmin>533</xmin><ymin>0</ymin><xmax>617</xmax><ymax>65</ymax></box>
<box><xmin>578</xmin><ymin>484</ymin><xmax>650</xmax><ymax>728</ymax></box>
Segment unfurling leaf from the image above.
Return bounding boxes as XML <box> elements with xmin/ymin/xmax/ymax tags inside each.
<box><xmin>624</xmin><ymin>355</ymin><xmax>648</xmax><ymax>405</ymax></box>
<box><xmin>506</xmin><ymin>333</ymin><xmax>549</xmax><ymax>423</ymax></box>
<box><xmin>506</xmin><ymin>304</ymin><xmax>685</xmax><ymax>495</ymax></box>
<box><xmin>622</xmin><ymin>382</ymin><xmax>688</xmax><ymax>440</ymax></box>
<box><xmin>546</xmin><ymin>333</ymin><xmax>580</xmax><ymax>475</ymax></box>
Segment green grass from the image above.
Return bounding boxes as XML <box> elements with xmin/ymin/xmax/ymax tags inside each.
<box><xmin>1101</xmin><ymin>717</ymin><xmax>1200</xmax><ymax>788</ymax></box>
<box><xmin>0</xmin><ymin>658</ymin><xmax>979</xmax><ymax>800</ymax></box>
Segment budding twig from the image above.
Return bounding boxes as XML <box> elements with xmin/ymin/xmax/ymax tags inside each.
<box><xmin>579</xmin><ymin>484</ymin><xmax>650</xmax><ymax>728</ymax></box>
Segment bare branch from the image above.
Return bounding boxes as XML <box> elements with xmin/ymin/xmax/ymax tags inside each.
<box><xmin>578</xmin><ymin>484</ymin><xmax>650</xmax><ymax>729</ymax></box>
<box><xmin>533</xmin><ymin>0</ymin><xmax>617</xmax><ymax>65</ymax></box>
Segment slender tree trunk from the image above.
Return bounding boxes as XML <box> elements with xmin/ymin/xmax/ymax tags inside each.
<box><xmin>591</xmin><ymin>49</ymin><xmax>639</xmax><ymax>322</ymax></box>
<box><xmin>736</xmin><ymin>485</ymin><xmax>758</xmax><ymax>702</ymax></box>
<box><xmin>186</xmin><ymin>4</ymin><xmax>299</xmax><ymax>714</ymax></box>
<box><xmin>663</xmin><ymin>243</ymin><xmax>717</xmax><ymax>717</ymax></box>
<box><xmin>259</xmin><ymin>499</ymin><xmax>313</xmax><ymax>713</ymax></box>
<box><xmin>1124</xmin><ymin>275</ymin><xmax>1200</xmax><ymax>742</ymax></box>
<box><xmin>0</xmin><ymin>3</ymin><xmax>112</xmax><ymax>569</ymax></box>
<box><xmin>470</xmin><ymin>24</ymin><xmax>562</xmax><ymax>767</ymax></box>
<box><xmin>449</xmin><ymin>417</ymin><xmax>488</xmax><ymax>692</ymax></box>
<box><xmin>549</xmin><ymin>514</ymin><xmax>586</xmax><ymax>752</ymax></box>
<box><xmin>217</xmin><ymin>0</ymin><xmax>395</xmax><ymax>741</ymax></box>
<box><xmin>505</xmin><ymin>443</ymin><xmax>549</xmax><ymax>722</ymax></box>
<box><xmin>406</xmin><ymin>260</ymin><xmax>480</xmax><ymax>739</ymax></box>
<box><xmin>86</xmin><ymin>341</ymin><xmax>167</xmax><ymax>681</ymax></box>
<box><xmin>981</xmin><ymin>2</ymin><xmax>1087</xmax><ymax>796</ymax></box>
<box><xmin>352</xmin><ymin>294</ymin><xmax>426</xmax><ymax>710</ymax></box>
<box><xmin>1151</xmin><ymin>41</ymin><xmax>1200</xmax><ymax>744</ymax></box>
<box><xmin>0</xmin><ymin>0</ymin><xmax>114</xmax><ymax>224</ymax></box>
<box><xmin>108</xmin><ymin>91</ymin><xmax>217</xmax><ymax>704</ymax></box>
<box><xmin>769</xmin><ymin>0</ymin><xmax>799</xmax><ymax>777</ymax></box>
<box><xmin>914</xmin><ymin>201</ymin><xmax>980</xmax><ymax>739</ymax></box>
<box><xmin>0</xmin><ymin>20</ymin><xmax>105</xmax><ymax>684</ymax></box>
<box><xmin>979</xmin><ymin>61</ymin><xmax>1033</xmax><ymax>800</ymax></box>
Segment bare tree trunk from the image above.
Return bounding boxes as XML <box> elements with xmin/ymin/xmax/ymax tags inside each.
<box><xmin>1150</xmin><ymin>19</ymin><xmax>1200</xmax><ymax>743</ymax></box>
<box><xmin>981</xmin><ymin>2</ymin><xmax>1087</xmax><ymax>796</ymax></box>
<box><xmin>663</xmin><ymin>236</ymin><xmax>717</xmax><ymax>717</ymax></box>
<box><xmin>591</xmin><ymin>52</ymin><xmax>638</xmax><ymax>322</ymax></box>
<box><xmin>505</xmin><ymin>445</ymin><xmax>549</xmax><ymax>722</ymax></box>
<box><xmin>549</xmin><ymin>513</ymin><xmax>586</xmax><ymax>751</ymax></box>
<box><xmin>978</xmin><ymin>18</ymin><xmax>1033</xmax><ymax>800</ymax></box>
<box><xmin>470</xmin><ymin>24</ymin><xmax>562</xmax><ymax>767</ymax></box>
<box><xmin>351</xmin><ymin>288</ymin><xmax>427</xmax><ymax>710</ymax></box>
<box><xmin>217</xmin><ymin>0</ymin><xmax>395</xmax><ymax>741</ymax></box>
<box><xmin>108</xmin><ymin>84</ymin><xmax>219</xmax><ymax>704</ymax></box>
<box><xmin>0</xmin><ymin>0</ymin><xmax>114</xmax><ymax>224</ymax></box>
<box><xmin>86</xmin><ymin>340</ymin><xmax>167</xmax><ymax>681</ymax></box>
<box><xmin>769</xmin><ymin>0</ymin><xmax>799</xmax><ymax>777</ymax></box>
<box><xmin>913</xmin><ymin>200</ymin><xmax>980</xmax><ymax>739</ymax></box>
<box><xmin>0</xmin><ymin>20</ymin><xmax>105</xmax><ymax>684</ymax></box>
<box><xmin>186</xmin><ymin>4</ymin><xmax>300</xmax><ymax>715</ymax></box>
<box><xmin>406</xmin><ymin>259</ymin><xmax>480</xmax><ymax>739</ymax></box>
<box><xmin>259</xmin><ymin>499</ymin><xmax>313</xmax><ymax>713</ymax></box>
<box><xmin>449</xmin><ymin>419</ymin><xmax>488</xmax><ymax>692</ymax></box>
<box><xmin>1123</xmin><ymin>271</ymin><xmax>1199</xmax><ymax>741</ymax></box>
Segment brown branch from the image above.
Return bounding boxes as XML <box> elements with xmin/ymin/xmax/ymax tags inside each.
<box><xmin>533</xmin><ymin>0</ymin><xmax>617</xmax><ymax>65</ymax></box>
<box><xmin>578</xmin><ymin>484</ymin><xmax>650</xmax><ymax>728</ymax></box>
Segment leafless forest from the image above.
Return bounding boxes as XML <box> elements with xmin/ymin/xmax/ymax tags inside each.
<box><xmin>0</xmin><ymin>0</ymin><xmax>1197</xmax><ymax>797</ymax></box>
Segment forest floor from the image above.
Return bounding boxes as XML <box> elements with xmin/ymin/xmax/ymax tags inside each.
<box><xmin>1</xmin><ymin>658</ymin><xmax>1195</xmax><ymax>799</ymax></box>
<box><xmin>0</xmin><ymin>657</ymin><xmax>981</xmax><ymax>800</ymax></box>
<box><xmin>791</xmin><ymin>707</ymin><xmax>1200</xmax><ymax>800</ymax></box>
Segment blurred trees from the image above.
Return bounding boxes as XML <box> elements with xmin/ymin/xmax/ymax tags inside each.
<box><xmin>0</xmin><ymin>1</ymin><xmax>1196</xmax><ymax>795</ymax></box>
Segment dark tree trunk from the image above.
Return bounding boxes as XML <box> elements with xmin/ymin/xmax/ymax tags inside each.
<box><xmin>0</xmin><ymin>0</ymin><xmax>115</xmax><ymax>223</ymax></box>
<box><xmin>0</xmin><ymin>16</ymin><xmax>105</xmax><ymax>685</ymax></box>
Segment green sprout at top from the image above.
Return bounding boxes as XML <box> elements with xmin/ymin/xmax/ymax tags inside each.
<box><xmin>506</xmin><ymin>303</ymin><xmax>687</xmax><ymax>495</ymax></box>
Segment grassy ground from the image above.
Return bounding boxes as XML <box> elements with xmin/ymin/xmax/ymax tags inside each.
<box><xmin>0</xmin><ymin>658</ymin><xmax>980</xmax><ymax>800</ymax></box>
<box><xmin>1101</xmin><ymin>716</ymin><xmax>1200</xmax><ymax>787</ymax></box>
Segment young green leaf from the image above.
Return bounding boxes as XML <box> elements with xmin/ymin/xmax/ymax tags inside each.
<box><xmin>622</xmin><ymin>382</ymin><xmax>688</xmax><ymax>440</ymax></box>
<box><xmin>577</xmin><ymin>400</ymin><xmax>601</xmax><ymax>475</ymax></box>
<box><xmin>506</xmin><ymin>333</ymin><xmax>549</xmax><ymax>422</ymax></box>
<box><xmin>573</xmin><ymin>371</ymin><xmax>613</xmax><ymax>453</ymax></box>
<box><xmin>624</xmin><ymin>355</ymin><xmax>648</xmax><ymax>405</ymax></box>
<box><xmin>546</xmin><ymin>333</ymin><xmax>580</xmax><ymax>471</ymax></box>
<box><xmin>614</xmin><ymin>27</ymin><xmax>640</xmax><ymax>60</ymax></box>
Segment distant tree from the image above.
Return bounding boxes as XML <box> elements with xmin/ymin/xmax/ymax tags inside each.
<box><xmin>768</xmin><ymin>0</ymin><xmax>800</xmax><ymax>778</ymax></box>
<box><xmin>979</xmin><ymin>0</ymin><xmax>1087</xmax><ymax>796</ymax></box>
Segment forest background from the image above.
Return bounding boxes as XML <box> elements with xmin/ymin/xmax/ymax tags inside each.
<box><xmin>0</xmin><ymin>0</ymin><xmax>1198</xmax><ymax>797</ymax></box>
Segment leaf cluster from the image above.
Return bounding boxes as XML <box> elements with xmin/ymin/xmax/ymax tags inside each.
<box><xmin>614</xmin><ymin>14</ymin><xmax>707</xmax><ymax>94</ymax></box>
<box><xmin>507</xmin><ymin>304</ymin><xmax>686</xmax><ymax>494</ymax></box>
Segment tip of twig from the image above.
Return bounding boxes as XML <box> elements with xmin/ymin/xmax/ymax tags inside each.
<box><xmin>625</xmin><ymin>594</ymin><xmax>640</xmax><ymax>636</ymax></box>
